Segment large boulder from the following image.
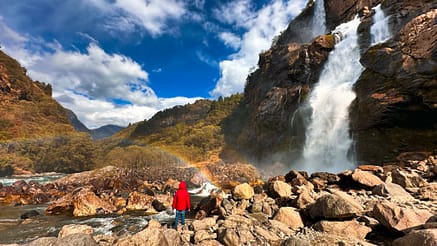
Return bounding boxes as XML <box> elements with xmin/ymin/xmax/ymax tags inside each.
<box><xmin>373</xmin><ymin>201</ymin><xmax>434</xmax><ymax>232</ymax></box>
<box><xmin>273</xmin><ymin>207</ymin><xmax>304</xmax><ymax>229</ymax></box>
<box><xmin>351</xmin><ymin>169</ymin><xmax>384</xmax><ymax>188</ymax></box>
<box><xmin>58</xmin><ymin>224</ymin><xmax>93</xmax><ymax>238</ymax></box>
<box><xmin>73</xmin><ymin>189</ymin><xmax>116</xmax><ymax>217</ymax></box>
<box><xmin>307</xmin><ymin>190</ymin><xmax>363</xmax><ymax>219</ymax></box>
<box><xmin>372</xmin><ymin>182</ymin><xmax>415</xmax><ymax>202</ymax></box>
<box><xmin>313</xmin><ymin>220</ymin><xmax>372</xmax><ymax>240</ymax></box>
<box><xmin>268</xmin><ymin>180</ymin><xmax>292</xmax><ymax>198</ymax></box>
<box><xmin>393</xmin><ymin>229</ymin><xmax>437</xmax><ymax>246</ymax></box>
<box><xmin>232</xmin><ymin>183</ymin><xmax>254</xmax><ymax>200</ymax></box>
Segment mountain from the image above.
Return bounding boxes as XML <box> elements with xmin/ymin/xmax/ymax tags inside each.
<box><xmin>223</xmin><ymin>0</ymin><xmax>437</xmax><ymax>166</ymax></box>
<box><xmin>0</xmin><ymin>50</ymin><xmax>77</xmax><ymax>141</ymax></box>
<box><xmin>66</xmin><ymin>109</ymin><xmax>123</xmax><ymax>140</ymax></box>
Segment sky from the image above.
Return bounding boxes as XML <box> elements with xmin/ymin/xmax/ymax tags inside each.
<box><xmin>0</xmin><ymin>0</ymin><xmax>307</xmax><ymax>129</ymax></box>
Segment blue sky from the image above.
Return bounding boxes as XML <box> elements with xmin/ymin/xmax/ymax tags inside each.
<box><xmin>0</xmin><ymin>0</ymin><xmax>306</xmax><ymax>128</ymax></box>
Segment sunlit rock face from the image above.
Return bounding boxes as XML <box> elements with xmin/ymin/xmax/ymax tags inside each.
<box><xmin>226</xmin><ymin>0</ymin><xmax>437</xmax><ymax>171</ymax></box>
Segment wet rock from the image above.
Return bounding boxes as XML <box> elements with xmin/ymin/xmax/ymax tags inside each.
<box><xmin>73</xmin><ymin>188</ymin><xmax>116</xmax><ymax>216</ymax></box>
<box><xmin>54</xmin><ymin>233</ymin><xmax>98</xmax><ymax>246</ymax></box>
<box><xmin>313</xmin><ymin>220</ymin><xmax>372</xmax><ymax>240</ymax></box>
<box><xmin>151</xmin><ymin>199</ymin><xmax>166</xmax><ymax>212</ymax></box>
<box><xmin>307</xmin><ymin>190</ymin><xmax>363</xmax><ymax>219</ymax></box>
<box><xmin>58</xmin><ymin>224</ymin><xmax>94</xmax><ymax>238</ymax></box>
<box><xmin>393</xmin><ymin>229</ymin><xmax>437</xmax><ymax>246</ymax></box>
<box><xmin>268</xmin><ymin>180</ymin><xmax>292</xmax><ymax>198</ymax></box>
<box><xmin>373</xmin><ymin>201</ymin><xmax>434</xmax><ymax>232</ymax></box>
<box><xmin>232</xmin><ymin>183</ymin><xmax>254</xmax><ymax>200</ymax></box>
<box><xmin>45</xmin><ymin>193</ymin><xmax>74</xmax><ymax>215</ymax></box>
<box><xmin>272</xmin><ymin>207</ymin><xmax>304</xmax><ymax>229</ymax></box>
<box><xmin>351</xmin><ymin>169</ymin><xmax>384</xmax><ymax>188</ymax></box>
<box><xmin>20</xmin><ymin>210</ymin><xmax>40</xmax><ymax>219</ymax></box>
<box><xmin>126</xmin><ymin>191</ymin><xmax>154</xmax><ymax>211</ymax></box>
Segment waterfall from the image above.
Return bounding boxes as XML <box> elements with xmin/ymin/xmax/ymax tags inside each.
<box><xmin>370</xmin><ymin>4</ymin><xmax>391</xmax><ymax>45</ymax></box>
<box><xmin>312</xmin><ymin>0</ymin><xmax>326</xmax><ymax>37</ymax></box>
<box><xmin>300</xmin><ymin>16</ymin><xmax>363</xmax><ymax>173</ymax></box>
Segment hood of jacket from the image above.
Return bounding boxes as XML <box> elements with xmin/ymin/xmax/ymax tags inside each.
<box><xmin>178</xmin><ymin>181</ymin><xmax>187</xmax><ymax>190</ymax></box>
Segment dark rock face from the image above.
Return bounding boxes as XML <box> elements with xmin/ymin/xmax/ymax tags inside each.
<box><xmin>351</xmin><ymin>8</ymin><xmax>437</xmax><ymax>163</ymax></box>
<box><xmin>224</xmin><ymin>0</ymin><xmax>437</xmax><ymax>166</ymax></box>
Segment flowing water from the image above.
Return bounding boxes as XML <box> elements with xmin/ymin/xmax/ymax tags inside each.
<box><xmin>312</xmin><ymin>0</ymin><xmax>326</xmax><ymax>37</ymax></box>
<box><xmin>370</xmin><ymin>4</ymin><xmax>391</xmax><ymax>45</ymax></box>
<box><xmin>300</xmin><ymin>16</ymin><xmax>363</xmax><ymax>173</ymax></box>
<box><xmin>0</xmin><ymin>181</ymin><xmax>218</xmax><ymax>244</ymax></box>
<box><xmin>0</xmin><ymin>173</ymin><xmax>65</xmax><ymax>186</ymax></box>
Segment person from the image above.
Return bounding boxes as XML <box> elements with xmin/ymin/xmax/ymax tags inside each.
<box><xmin>172</xmin><ymin>180</ymin><xmax>191</xmax><ymax>228</ymax></box>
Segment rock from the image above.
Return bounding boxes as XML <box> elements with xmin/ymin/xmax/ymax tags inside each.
<box><xmin>194</xmin><ymin>230</ymin><xmax>217</xmax><ymax>243</ymax></box>
<box><xmin>273</xmin><ymin>207</ymin><xmax>304</xmax><ymax>229</ymax></box>
<box><xmin>232</xmin><ymin>183</ymin><xmax>254</xmax><ymax>200</ymax></box>
<box><xmin>373</xmin><ymin>201</ymin><xmax>434</xmax><ymax>232</ymax></box>
<box><xmin>45</xmin><ymin>193</ymin><xmax>74</xmax><ymax>215</ymax></box>
<box><xmin>393</xmin><ymin>229</ymin><xmax>437</xmax><ymax>246</ymax></box>
<box><xmin>126</xmin><ymin>191</ymin><xmax>154</xmax><ymax>211</ymax></box>
<box><xmin>93</xmin><ymin>235</ymin><xmax>116</xmax><ymax>246</ymax></box>
<box><xmin>282</xmin><ymin>236</ymin><xmax>311</xmax><ymax>246</ymax></box>
<box><xmin>254</xmin><ymin>226</ymin><xmax>281</xmax><ymax>245</ymax></box>
<box><xmin>310</xmin><ymin>172</ymin><xmax>340</xmax><ymax>184</ymax></box>
<box><xmin>372</xmin><ymin>182</ymin><xmax>415</xmax><ymax>202</ymax></box>
<box><xmin>161</xmin><ymin>229</ymin><xmax>181</xmax><ymax>246</ymax></box>
<box><xmin>191</xmin><ymin>216</ymin><xmax>218</xmax><ymax>231</ymax></box>
<box><xmin>268</xmin><ymin>180</ymin><xmax>292</xmax><ymax>198</ymax></box>
<box><xmin>20</xmin><ymin>210</ymin><xmax>40</xmax><ymax>219</ymax></box>
<box><xmin>351</xmin><ymin>169</ymin><xmax>384</xmax><ymax>188</ymax></box>
<box><xmin>58</xmin><ymin>224</ymin><xmax>94</xmax><ymax>238</ymax></box>
<box><xmin>292</xmin><ymin>189</ymin><xmax>315</xmax><ymax>209</ymax></box>
<box><xmin>313</xmin><ymin>220</ymin><xmax>372</xmax><ymax>240</ymax></box>
<box><xmin>269</xmin><ymin>219</ymin><xmax>295</xmax><ymax>236</ymax></box>
<box><xmin>73</xmin><ymin>189</ymin><xmax>116</xmax><ymax>216</ymax></box>
<box><xmin>25</xmin><ymin>237</ymin><xmax>57</xmax><ymax>246</ymax></box>
<box><xmin>418</xmin><ymin>183</ymin><xmax>437</xmax><ymax>200</ymax></box>
<box><xmin>54</xmin><ymin>233</ymin><xmax>97</xmax><ymax>246</ymax></box>
<box><xmin>284</xmin><ymin>170</ymin><xmax>309</xmax><ymax>186</ymax></box>
<box><xmin>358</xmin><ymin>165</ymin><xmax>384</xmax><ymax>173</ymax></box>
<box><xmin>151</xmin><ymin>199</ymin><xmax>166</xmax><ymax>212</ymax></box>
<box><xmin>391</xmin><ymin>168</ymin><xmax>428</xmax><ymax>188</ymax></box>
<box><xmin>218</xmin><ymin>228</ymin><xmax>241</xmax><ymax>246</ymax></box>
<box><xmin>307</xmin><ymin>190</ymin><xmax>363</xmax><ymax>219</ymax></box>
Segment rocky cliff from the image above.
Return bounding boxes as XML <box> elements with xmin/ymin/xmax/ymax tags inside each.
<box><xmin>227</xmin><ymin>0</ymin><xmax>437</xmax><ymax>167</ymax></box>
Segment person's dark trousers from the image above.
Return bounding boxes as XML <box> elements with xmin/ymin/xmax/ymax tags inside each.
<box><xmin>174</xmin><ymin>210</ymin><xmax>186</xmax><ymax>227</ymax></box>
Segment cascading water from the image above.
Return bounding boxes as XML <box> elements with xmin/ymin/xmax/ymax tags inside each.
<box><xmin>312</xmin><ymin>0</ymin><xmax>326</xmax><ymax>37</ymax></box>
<box><xmin>370</xmin><ymin>4</ymin><xmax>391</xmax><ymax>45</ymax></box>
<box><xmin>300</xmin><ymin>16</ymin><xmax>363</xmax><ymax>173</ymax></box>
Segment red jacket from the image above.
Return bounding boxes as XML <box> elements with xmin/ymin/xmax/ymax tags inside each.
<box><xmin>172</xmin><ymin>181</ymin><xmax>191</xmax><ymax>211</ymax></box>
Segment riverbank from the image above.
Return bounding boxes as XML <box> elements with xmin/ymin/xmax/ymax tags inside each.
<box><xmin>0</xmin><ymin>152</ymin><xmax>436</xmax><ymax>245</ymax></box>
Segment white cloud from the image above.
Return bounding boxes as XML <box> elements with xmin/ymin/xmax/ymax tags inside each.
<box><xmin>90</xmin><ymin>0</ymin><xmax>187</xmax><ymax>36</ymax></box>
<box><xmin>0</xmin><ymin>18</ymin><xmax>200</xmax><ymax>128</ymax></box>
<box><xmin>218</xmin><ymin>32</ymin><xmax>242</xmax><ymax>49</ymax></box>
<box><xmin>210</xmin><ymin>0</ymin><xmax>307</xmax><ymax>97</ymax></box>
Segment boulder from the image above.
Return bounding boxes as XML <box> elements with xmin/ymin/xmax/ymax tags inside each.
<box><xmin>273</xmin><ymin>207</ymin><xmax>304</xmax><ymax>229</ymax></box>
<box><xmin>45</xmin><ymin>193</ymin><xmax>74</xmax><ymax>215</ymax></box>
<box><xmin>268</xmin><ymin>180</ymin><xmax>292</xmax><ymax>198</ymax></box>
<box><xmin>373</xmin><ymin>201</ymin><xmax>434</xmax><ymax>232</ymax></box>
<box><xmin>73</xmin><ymin>189</ymin><xmax>116</xmax><ymax>217</ymax></box>
<box><xmin>417</xmin><ymin>183</ymin><xmax>437</xmax><ymax>201</ymax></box>
<box><xmin>269</xmin><ymin>219</ymin><xmax>295</xmax><ymax>236</ymax></box>
<box><xmin>26</xmin><ymin>237</ymin><xmax>57</xmax><ymax>246</ymax></box>
<box><xmin>194</xmin><ymin>230</ymin><xmax>217</xmax><ymax>244</ymax></box>
<box><xmin>313</xmin><ymin>220</ymin><xmax>372</xmax><ymax>240</ymax></box>
<box><xmin>307</xmin><ymin>190</ymin><xmax>363</xmax><ymax>219</ymax></box>
<box><xmin>58</xmin><ymin>224</ymin><xmax>93</xmax><ymax>238</ymax></box>
<box><xmin>372</xmin><ymin>182</ymin><xmax>415</xmax><ymax>202</ymax></box>
<box><xmin>54</xmin><ymin>233</ymin><xmax>97</xmax><ymax>246</ymax></box>
<box><xmin>391</xmin><ymin>168</ymin><xmax>428</xmax><ymax>188</ymax></box>
<box><xmin>126</xmin><ymin>191</ymin><xmax>154</xmax><ymax>211</ymax></box>
<box><xmin>232</xmin><ymin>183</ymin><xmax>254</xmax><ymax>200</ymax></box>
<box><xmin>393</xmin><ymin>229</ymin><xmax>437</xmax><ymax>246</ymax></box>
<box><xmin>191</xmin><ymin>216</ymin><xmax>218</xmax><ymax>231</ymax></box>
<box><xmin>254</xmin><ymin>226</ymin><xmax>281</xmax><ymax>245</ymax></box>
<box><xmin>351</xmin><ymin>169</ymin><xmax>384</xmax><ymax>188</ymax></box>
<box><xmin>218</xmin><ymin>228</ymin><xmax>241</xmax><ymax>246</ymax></box>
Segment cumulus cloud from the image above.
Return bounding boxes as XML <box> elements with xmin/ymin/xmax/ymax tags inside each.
<box><xmin>218</xmin><ymin>32</ymin><xmax>242</xmax><ymax>50</ymax></box>
<box><xmin>89</xmin><ymin>0</ymin><xmax>187</xmax><ymax>36</ymax></box>
<box><xmin>210</xmin><ymin>0</ymin><xmax>307</xmax><ymax>97</ymax></box>
<box><xmin>0</xmin><ymin>18</ymin><xmax>200</xmax><ymax>128</ymax></box>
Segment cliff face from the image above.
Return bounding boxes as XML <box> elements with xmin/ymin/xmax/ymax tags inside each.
<box><xmin>228</xmin><ymin>0</ymin><xmax>437</xmax><ymax>165</ymax></box>
<box><xmin>0</xmin><ymin>51</ymin><xmax>76</xmax><ymax>141</ymax></box>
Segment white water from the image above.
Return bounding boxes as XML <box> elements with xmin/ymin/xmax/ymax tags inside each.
<box><xmin>370</xmin><ymin>4</ymin><xmax>391</xmax><ymax>45</ymax></box>
<box><xmin>189</xmin><ymin>182</ymin><xmax>219</xmax><ymax>197</ymax></box>
<box><xmin>312</xmin><ymin>0</ymin><xmax>326</xmax><ymax>37</ymax></box>
<box><xmin>300</xmin><ymin>16</ymin><xmax>363</xmax><ymax>173</ymax></box>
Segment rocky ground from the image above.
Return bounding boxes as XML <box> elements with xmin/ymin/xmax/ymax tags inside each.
<box><xmin>0</xmin><ymin>153</ymin><xmax>436</xmax><ymax>245</ymax></box>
